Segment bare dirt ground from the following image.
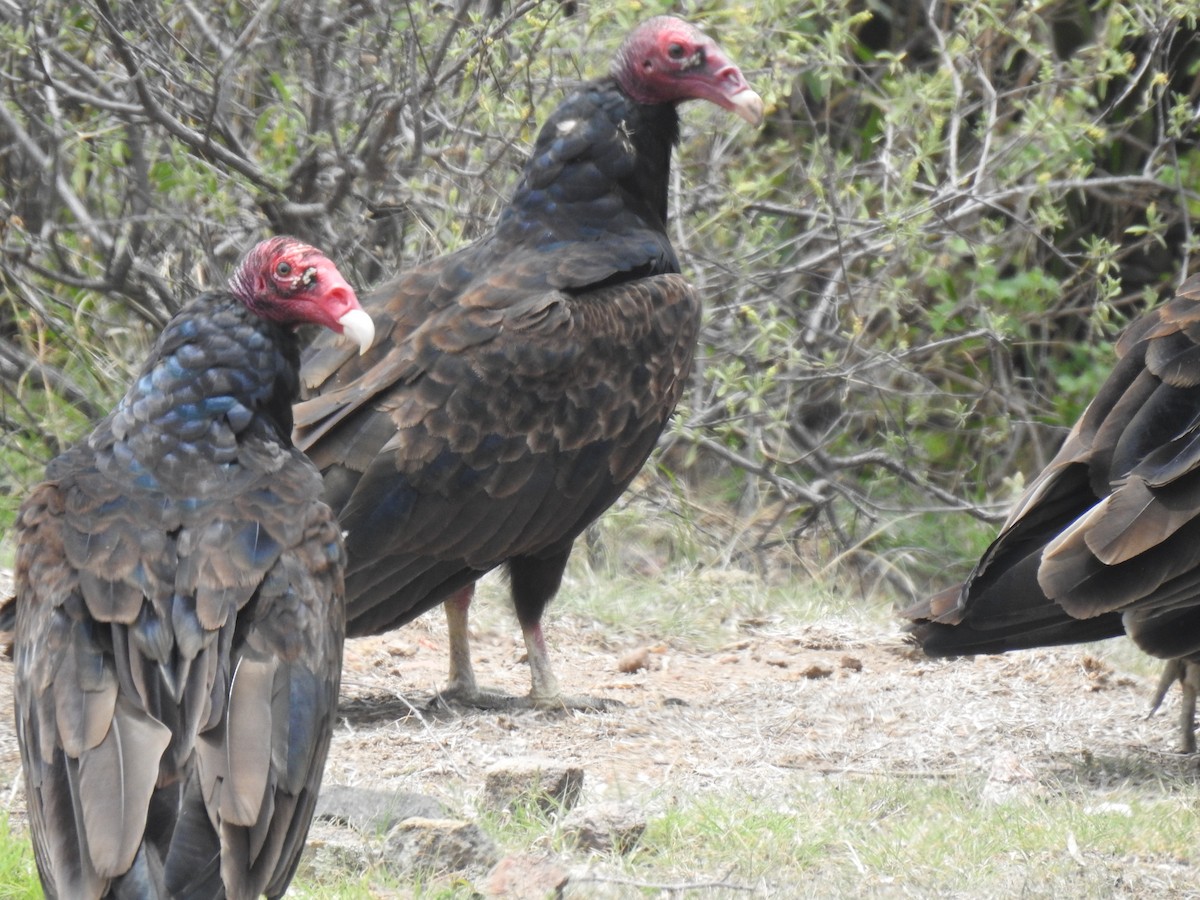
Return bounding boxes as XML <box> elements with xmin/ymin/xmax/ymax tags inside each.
<box><xmin>328</xmin><ymin>611</ymin><xmax>1172</xmax><ymax>797</ymax></box>
<box><xmin>1</xmin><ymin>583</ymin><xmax>1198</xmax><ymax>898</ymax></box>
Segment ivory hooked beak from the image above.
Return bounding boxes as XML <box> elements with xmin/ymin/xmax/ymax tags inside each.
<box><xmin>338</xmin><ymin>308</ymin><xmax>375</xmax><ymax>355</ymax></box>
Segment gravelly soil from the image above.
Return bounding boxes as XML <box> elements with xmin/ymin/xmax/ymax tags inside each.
<box><xmin>2</xmin><ymin>574</ymin><xmax>1199</xmax><ymax>898</ymax></box>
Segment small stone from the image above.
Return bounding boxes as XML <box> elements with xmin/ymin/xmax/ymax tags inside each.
<box><xmin>981</xmin><ymin>750</ymin><xmax>1040</xmax><ymax>805</ymax></box>
<box><xmin>617</xmin><ymin>647</ymin><xmax>651</xmax><ymax>673</ymax></box>
<box><xmin>483</xmin><ymin>757</ymin><xmax>584</xmax><ymax>813</ymax></box>
<box><xmin>840</xmin><ymin>655</ymin><xmax>863</xmax><ymax>672</ymax></box>
<box><xmin>291</xmin><ymin>820</ymin><xmax>374</xmax><ymax>882</ymax></box>
<box><xmin>483</xmin><ymin>853</ymin><xmax>569</xmax><ymax>898</ymax></box>
<box><xmin>562</xmin><ymin>802</ymin><xmax>646</xmax><ymax>854</ymax></box>
<box><xmin>382</xmin><ymin>817</ymin><xmax>498</xmax><ymax>876</ymax></box>
<box><xmin>315</xmin><ymin>784</ymin><xmax>447</xmax><ymax>832</ymax></box>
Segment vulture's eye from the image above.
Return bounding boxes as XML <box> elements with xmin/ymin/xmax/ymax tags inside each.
<box><xmin>667</xmin><ymin>43</ymin><xmax>685</xmax><ymax>59</ymax></box>
<box><xmin>275</xmin><ymin>261</ymin><xmax>292</xmax><ymax>277</ymax></box>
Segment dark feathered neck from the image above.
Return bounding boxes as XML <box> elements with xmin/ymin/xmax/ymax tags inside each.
<box><xmin>603</xmin><ymin>78</ymin><xmax>681</xmax><ymax>228</ymax></box>
<box><xmin>498</xmin><ymin>76</ymin><xmax>681</xmax><ymax>244</ymax></box>
<box><xmin>109</xmin><ymin>291</ymin><xmax>301</xmax><ymax>472</ymax></box>
<box><xmin>623</xmin><ymin>97</ymin><xmax>681</xmax><ymax>228</ymax></box>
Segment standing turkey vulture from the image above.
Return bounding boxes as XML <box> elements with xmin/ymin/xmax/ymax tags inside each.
<box><xmin>903</xmin><ymin>274</ymin><xmax>1200</xmax><ymax>751</ymax></box>
<box><xmin>11</xmin><ymin>237</ymin><xmax>374</xmax><ymax>899</ymax></box>
<box><xmin>295</xmin><ymin>16</ymin><xmax>763</xmax><ymax>709</ymax></box>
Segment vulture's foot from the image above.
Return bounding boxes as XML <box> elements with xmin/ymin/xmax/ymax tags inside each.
<box><xmin>1149</xmin><ymin>659</ymin><xmax>1199</xmax><ymax>753</ymax></box>
<box><xmin>429</xmin><ymin>684</ymin><xmax>525</xmax><ymax>711</ymax></box>
<box><xmin>530</xmin><ymin>691</ymin><xmax>621</xmax><ymax>713</ymax></box>
<box><xmin>428</xmin><ymin>685</ymin><xmax>619</xmax><ymax>712</ymax></box>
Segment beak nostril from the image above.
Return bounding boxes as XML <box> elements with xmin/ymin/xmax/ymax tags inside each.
<box><xmin>324</xmin><ymin>284</ymin><xmax>358</xmax><ymax>316</ymax></box>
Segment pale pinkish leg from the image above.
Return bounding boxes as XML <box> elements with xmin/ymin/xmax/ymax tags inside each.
<box><xmin>521</xmin><ymin>620</ymin><xmax>561</xmax><ymax>708</ymax></box>
<box><xmin>1182</xmin><ymin>662</ymin><xmax>1199</xmax><ymax>754</ymax></box>
<box><xmin>440</xmin><ymin>586</ymin><xmax>608</xmax><ymax>711</ymax></box>
<box><xmin>443</xmin><ymin>585</ymin><xmax>477</xmax><ymax>697</ymax></box>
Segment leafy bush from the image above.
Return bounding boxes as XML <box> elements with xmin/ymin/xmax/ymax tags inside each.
<box><xmin>2</xmin><ymin>0</ymin><xmax>1198</xmax><ymax>600</ymax></box>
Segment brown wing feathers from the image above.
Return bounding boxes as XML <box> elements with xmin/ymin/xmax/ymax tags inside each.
<box><xmin>302</xmin><ymin>272</ymin><xmax>699</xmax><ymax>635</ymax></box>
<box><xmin>17</xmin><ymin>440</ymin><xmax>344</xmax><ymax>900</ymax></box>
<box><xmin>906</xmin><ymin>275</ymin><xmax>1200</xmax><ymax>690</ymax></box>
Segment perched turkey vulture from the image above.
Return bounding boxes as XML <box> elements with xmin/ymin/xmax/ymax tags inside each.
<box><xmin>295</xmin><ymin>16</ymin><xmax>763</xmax><ymax>709</ymax></box>
<box><xmin>10</xmin><ymin>238</ymin><xmax>374</xmax><ymax>899</ymax></box>
<box><xmin>903</xmin><ymin>274</ymin><xmax>1200</xmax><ymax>751</ymax></box>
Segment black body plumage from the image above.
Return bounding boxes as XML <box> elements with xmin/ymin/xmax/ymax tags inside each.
<box><xmin>294</xmin><ymin>46</ymin><xmax>715</xmax><ymax>706</ymax></box>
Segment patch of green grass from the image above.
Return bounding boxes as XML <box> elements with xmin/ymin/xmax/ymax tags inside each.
<box><xmin>468</xmin><ymin>490</ymin><xmax>896</xmax><ymax>647</ymax></box>
<box><xmin>0</xmin><ymin>813</ymin><xmax>41</xmax><ymax>898</ymax></box>
<box><xmin>553</xmin><ymin>564</ymin><xmax>866</xmax><ymax>649</ymax></box>
<box><xmin>290</xmin><ymin>870</ymin><xmax>482</xmax><ymax>899</ymax></box>
<box><xmin>864</xmin><ymin>503</ymin><xmax>1000</xmax><ymax>590</ymax></box>
<box><xmin>0</xmin><ymin>820</ymin><xmax>480</xmax><ymax>900</ymax></box>
<box><xmin>20</xmin><ymin>772</ymin><xmax>1191</xmax><ymax>898</ymax></box>
<box><xmin>1090</xmin><ymin>636</ymin><xmax>1175</xmax><ymax>681</ymax></box>
<box><xmin>289</xmin><ymin>875</ymin><xmax>380</xmax><ymax>899</ymax></box>
<box><xmin>627</xmin><ymin>774</ymin><xmax>1200</xmax><ymax>895</ymax></box>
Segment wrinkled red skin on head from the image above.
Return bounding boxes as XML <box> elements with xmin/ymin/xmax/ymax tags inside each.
<box><xmin>230</xmin><ymin>237</ymin><xmax>362</xmax><ymax>334</ymax></box>
<box><xmin>611</xmin><ymin>15</ymin><xmax>762</xmax><ymax>124</ymax></box>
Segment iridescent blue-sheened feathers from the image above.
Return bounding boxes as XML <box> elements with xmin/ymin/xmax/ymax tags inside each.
<box><xmin>12</xmin><ymin>245</ymin><xmax>351</xmax><ymax>899</ymax></box>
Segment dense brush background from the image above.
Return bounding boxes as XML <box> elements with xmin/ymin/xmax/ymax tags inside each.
<box><xmin>2</xmin><ymin>0</ymin><xmax>1199</xmax><ymax>606</ymax></box>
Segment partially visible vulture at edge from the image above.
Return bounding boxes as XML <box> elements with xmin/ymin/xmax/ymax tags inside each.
<box><xmin>294</xmin><ymin>16</ymin><xmax>764</xmax><ymax>709</ymax></box>
<box><xmin>8</xmin><ymin>238</ymin><xmax>374</xmax><ymax>899</ymax></box>
<box><xmin>903</xmin><ymin>273</ymin><xmax>1200</xmax><ymax>752</ymax></box>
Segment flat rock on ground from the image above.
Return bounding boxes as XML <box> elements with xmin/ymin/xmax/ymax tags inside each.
<box><xmin>483</xmin><ymin>757</ymin><xmax>585</xmax><ymax>813</ymax></box>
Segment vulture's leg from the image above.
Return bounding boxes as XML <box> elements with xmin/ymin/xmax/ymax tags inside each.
<box><xmin>510</xmin><ymin>551</ymin><xmax>613</xmax><ymax>711</ymax></box>
<box><xmin>1180</xmin><ymin>662</ymin><xmax>1200</xmax><ymax>754</ymax></box>
<box><xmin>1150</xmin><ymin>660</ymin><xmax>1199</xmax><ymax>753</ymax></box>
<box><xmin>443</xmin><ymin>585</ymin><xmax>479</xmax><ymax>699</ymax></box>
<box><xmin>522</xmin><ymin>618</ymin><xmax>561</xmax><ymax>706</ymax></box>
<box><xmin>434</xmin><ymin>554</ymin><xmax>615</xmax><ymax>711</ymax></box>
<box><xmin>438</xmin><ymin>584</ymin><xmax>530</xmax><ymax>710</ymax></box>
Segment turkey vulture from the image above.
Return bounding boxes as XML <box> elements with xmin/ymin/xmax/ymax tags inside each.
<box><xmin>295</xmin><ymin>16</ymin><xmax>763</xmax><ymax>709</ymax></box>
<box><xmin>10</xmin><ymin>238</ymin><xmax>374</xmax><ymax>899</ymax></box>
<box><xmin>903</xmin><ymin>274</ymin><xmax>1200</xmax><ymax>751</ymax></box>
